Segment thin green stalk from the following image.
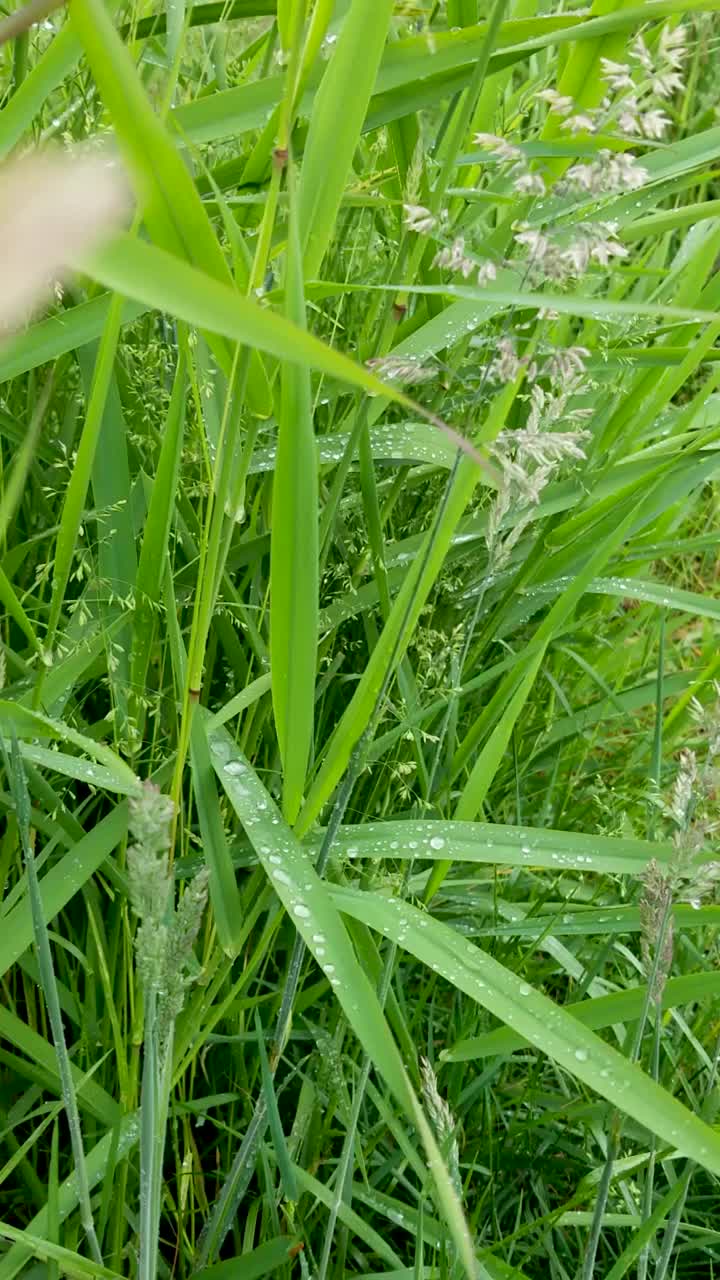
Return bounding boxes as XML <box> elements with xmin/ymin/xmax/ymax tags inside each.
<box><xmin>430</xmin><ymin>0</ymin><xmax>510</xmax><ymax>209</ymax></box>
<box><xmin>35</xmin><ymin>292</ymin><xmax>124</xmax><ymax>708</ymax></box>
<box><xmin>581</xmin><ymin>897</ymin><xmax>674</xmax><ymax>1280</ymax></box>
<box><xmin>170</xmin><ymin>349</ymin><xmax>248</xmax><ymax>852</ymax></box>
<box><xmin>2</xmin><ymin>735</ymin><xmax>103</xmax><ymax>1266</ymax></box>
<box><xmin>654</xmin><ymin>1038</ymin><xmax>720</xmax><ymax>1280</ymax></box>
<box><xmin>138</xmin><ymin>997</ymin><xmax>174</xmax><ymax>1280</ymax></box>
<box><xmin>636</xmin><ymin>1010</ymin><xmax>663</xmax><ymax>1280</ymax></box>
<box><xmin>197</xmin><ymin>444</ymin><xmax>465</xmax><ymax>1266</ymax></box>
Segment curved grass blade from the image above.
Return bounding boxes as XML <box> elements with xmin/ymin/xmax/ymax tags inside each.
<box><xmin>71</xmin><ymin>0</ymin><xmax>227</xmax><ymax>282</ymax></box>
<box><xmin>71</xmin><ymin>0</ymin><xmax>272</xmax><ymax>417</ymax></box>
<box><xmin>0</xmin><ymin>702</ymin><xmax>139</xmax><ymax>792</ymax></box>
<box><xmin>334</xmin><ymin>886</ymin><xmax>720</xmax><ymax>1177</ymax></box>
<box><xmin>0</xmin><ymin>803</ymin><xmax>129</xmax><ymax>981</ymax></box>
<box><xmin>205</xmin><ymin>719</ymin><xmax>478</xmax><ymax>1278</ymax></box>
<box><xmin>79</xmin><ymin>234</ymin><xmax>490</xmax><ymax>471</ymax></box>
<box><xmin>443</xmin><ymin>971</ymin><xmax>720</xmax><ymax>1062</ymax></box>
<box><xmin>193</xmin><ymin>1237</ymin><xmax>303</xmax><ymax>1280</ymax></box>
<box><xmin>0</xmin><ymin>295</ymin><xmax>147</xmax><ymax>385</ymax></box>
<box><xmin>322</xmin><ymin>819</ymin><xmax>673</xmax><ymax>875</ymax></box>
<box><xmin>0</xmin><ymin>1225</ymin><xmax>123</xmax><ymax>1280</ymax></box>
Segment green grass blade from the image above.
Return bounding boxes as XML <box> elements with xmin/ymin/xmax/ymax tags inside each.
<box><xmin>324</xmin><ymin>819</ymin><xmax>673</xmax><ymax>875</ymax></box>
<box><xmin>270</xmin><ymin>158</ymin><xmax>318</xmax><ymax>824</ymax></box>
<box><xmin>297</xmin><ymin>0</ymin><xmax>394</xmax><ymax>277</ymax></box>
<box><xmin>1</xmin><ymin>735</ymin><xmax>102</xmax><ymax>1265</ymax></box>
<box><xmin>44</xmin><ymin>294</ymin><xmax>124</xmax><ymax>660</ymax></box>
<box><xmin>335</xmin><ymin>886</ymin><xmax>720</xmax><ymax>1177</ymax></box>
<box><xmin>206</xmin><ymin>720</ymin><xmax>478</xmax><ymax>1278</ymax></box>
<box><xmin>0</xmin><ymin>1114</ymin><xmax>139</xmax><ymax>1280</ymax></box>
<box><xmin>79</xmin><ymin>234</ymin><xmax>470</xmax><ymax>434</ymax></box>
<box><xmin>0</xmin><ymin>296</ymin><xmax>147</xmax><ymax>385</ymax></box>
<box><xmin>71</xmin><ymin>0</ymin><xmax>229</xmax><ymax>282</ymax></box>
<box><xmin>194</xmin><ymin>1237</ymin><xmax>302</xmax><ymax>1280</ymax></box>
<box><xmin>130</xmin><ymin>347</ymin><xmax>187</xmax><ymax>729</ymax></box>
<box><xmin>298</xmin><ymin>456</ymin><xmax>484</xmax><ymax>835</ymax></box>
<box><xmin>443</xmin><ymin>972</ymin><xmax>720</xmax><ymax>1061</ymax></box>
<box><xmin>0</xmin><ymin>1225</ymin><xmax>123</xmax><ymax>1280</ymax></box>
<box><xmin>0</xmin><ymin>803</ymin><xmax>129</xmax><ymax>981</ymax></box>
<box><xmin>0</xmin><ymin>702</ymin><xmax>139</xmax><ymax>791</ymax></box>
<box><xmin>189</xmin><ymin>712</ymin><xmax>244</xmax><ymax>955</ymax></box>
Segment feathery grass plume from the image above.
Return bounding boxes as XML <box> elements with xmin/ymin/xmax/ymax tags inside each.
<box><xmin>128</xmin><ymin>783</ymin><xmax>208</xmax><ymax>1280</ymax></box>
<box><xmin>432</xmin><ymin>236</ymin><xmax>476</xmax><ymax>278</ymax></box>
<box><xmin>128</xmin><ymin>782</ymin><xmax>209</xmax><ymax>1054</ymax></box>
<box><xmin>127</xmin><ymin>782</ymin><xmax>174</xmax><ymax>997</ymax></box>
<box><xmin>559</xmin><ymin>151</ymin><xmax>649</xmax><ymax>196</ymax></box>
<box><xmin>473</xmin><ymin>130</ymin><xmax>545</xmax><ymax>198</ymax></box>
<box><xmin>158</xmin><ymin>863</ymin><xmax>210</xmax><ymax>1050</ymax></box>
<box><xmin>420</xmin><ymin>1057</ymin><xmax>461</xmax><ymax>1202</ymax></box>
<box><xmin>548</xmin><ymin>29</ymin><xmax>687</xmax><ymax>144</ymax></box>
<box><xmin>404</xmin><ymin>133</ymin><xmax>426</xmax><ymax>208</ymax></box>
<box><xmin>366</xmin><ymin>355</ymin><xmax>437</xmax><ymax>384</ymax></box>
<box><xmin>639</xmin><ymin>859</ymin><xmax>674</xmax><ymax>1002</ymax></box>
<box><xmin>485</xmin><ymin>371</ymin><xmax>590</xmax><ymax>571</ymax></box>
<box><xmin>0</xmin><ymin>147</ymin><xmax>129</xmax><ymax>335</ymax></box>
<box><xmin>646</xmin><ymin>690</ymin><xmax>720</xmax><ymax>916</ymax></box>
<box><xmin>514</xmin><ymin>221</ymin><xmax>628</xmax><ymax>283</ymax></box>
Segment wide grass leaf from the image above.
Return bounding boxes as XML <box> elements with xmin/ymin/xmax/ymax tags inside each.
<box><xmin>271</xmin><ymin>164</ymin><xmax>318</xmax><ymax>824</ymax></box>
<box><xmin>206</xmin><ymin>719</ymin><xmax>478</xmax><ymax>1279</ymax></box>
<box><xmin>444</xmin><ymin>971</ymin><xmax>720</xmax><ymax>1062</ymax></box>
<box><xmin>323</xmin><ymin>819</ymin><xmax>674</xmax><ymax>875</ymax></box>
<box><xmin>334</xmin><ymin>887</ymin><xmax>720</xmax><ymax>1176</ymax></box>
<box><xmin>297</xmin><ymin>0</ymin><xmax>394</xmax><ymax>277</ymax></box>
<box><xmin>78</xmin><ymin>234</ymin><xmax>462</xmax><ymax>426</ymax></box>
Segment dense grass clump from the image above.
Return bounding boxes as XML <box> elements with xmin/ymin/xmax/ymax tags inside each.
<box><xmin>2</xmin><ymin>2</ymin><xmax>720</xmax><ymax>1277</ymax></box>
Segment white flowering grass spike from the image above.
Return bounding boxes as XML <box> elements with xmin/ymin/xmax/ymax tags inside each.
<box><xmin>0</xmin><ymin>147</ymin><xmax>130</xmax><ymax>335</ymax></box>
<box><xmin>403</xmin><ymin>203</ymin><xmax>435</xmax><ymax>235</ymax></box>
<box><xmin>536</xmin><ymin>89</ymin><xmax>574</xmax><ymax>115</ymax></box>
<box><xmin>472</xmin><ymin>132</ymin><xmax>523</xmax><ymax>162</ymax></box>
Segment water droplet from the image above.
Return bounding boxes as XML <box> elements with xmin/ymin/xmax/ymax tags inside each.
<box><xmin>293</xmin><ymin>904</ymin><xmax>311</xmax><ymax>919</ymax></box>
<box><xmin>574</xmin><ymin>1048</ymin><xmax>588</xmax><ymax>1063</ymax></box>
<box><xmin>430</xmin><ymin>836</ymin><xmax>446</xmax><ymax>851</ymax></box>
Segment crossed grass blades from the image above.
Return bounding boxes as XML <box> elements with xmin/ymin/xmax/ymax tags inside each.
<box><xmin>3</xmin><ymin>2</ymin><xmax>720</xmax><ymax>1279</ymax></box>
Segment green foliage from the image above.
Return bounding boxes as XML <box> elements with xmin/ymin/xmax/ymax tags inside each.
<box><xmin>2</xmin><ymin>3</ymin><xmax>720</xmax><ymax>1279</ymax></box>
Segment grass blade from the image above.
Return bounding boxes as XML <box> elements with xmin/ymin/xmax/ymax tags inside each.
<box><xmin>0</xmin><ymin>734</ymin><xmax>102</xmax><ymax>1265</ymax></box>
<box><xmin>335</xmin><ymin>886</ymin><xmax>720</xmax><ymax>1177</ymax></box>
<box><xmin>206</xmin><ymin>720</ymin><xmax>478</xmax><ymax>1277</ymax></box>
<box><xmin>297</xmin><ymin>0</ymin><xmax>394</xmax><ymax>277</ymax></box>
<box><xmin>270</xmin><ymin>157</ymin><xmax>318</xmax><ymax>824</ymax></box>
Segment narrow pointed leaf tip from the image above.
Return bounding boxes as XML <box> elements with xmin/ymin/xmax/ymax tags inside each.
<box><xmin>0</xmin><ymin>148</ymin><xmax>131</xmax><ymax>335</ymax></box>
